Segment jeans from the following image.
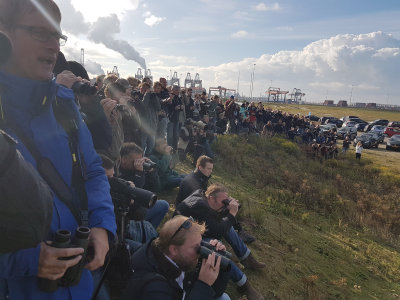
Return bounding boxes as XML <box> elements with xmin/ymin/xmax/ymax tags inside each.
<box><xmin>145</xmin><ymin>199</ymin><xmax>169</xmax><ymax>229</ymax></box>
<box><xmin>203</xmin><ymin>230</ymin><xmax>249</xmax><ymax>285</ymax></box>
<box><xmin>216</xmin><ymin>293</ymin><xmax>231</xmax><ymax>300</ymax></box>
<box><xmin>141</xmin><ymin>133</ymin><xmax>155</xmax><ymax>156</ymax></box>
<box><xmin>156</xmin><ymin>117</ymin><xmax>168</xmax><ymax>139</ymax></box>
<box><xmin>167</xmin><ymin>121</ymin><xmax>180</xmax><ymax>149</ymax></box>
<box><xmin>91</xmin><ymin>269</ymin><xmax>111</xmax><ymax>300</ymax></box>
<box><xmin>163</xmin><ymin>174</ymin><xmax>184</xmax><ymax>191</ymax></box>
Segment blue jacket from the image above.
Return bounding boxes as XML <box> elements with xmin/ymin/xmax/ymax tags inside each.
<box><xmin>0</xmin><ymin>71</ymin><xmax>116</xmax><ymax>299</ymax></box>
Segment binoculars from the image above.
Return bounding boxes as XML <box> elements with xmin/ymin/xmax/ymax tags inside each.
<box><xmin>38</xmin><ymin>227</ymin><xmax>91</xmax><ymax>292</ymax></box>
<box><xmin>198</xmin><ymin>241</ymin><xmax>232</xmax><ymax>271</ymax></box>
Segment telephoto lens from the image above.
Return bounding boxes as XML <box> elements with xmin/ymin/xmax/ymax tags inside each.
<box><xmin>38</xmin><ymin>230</ymin><xmax>71</xmax><ymax>292</ymax></box>
<box><xmin>61</xmin><ymin>227</ymin><xmax>90</xmax><ymax>287</ymax></box>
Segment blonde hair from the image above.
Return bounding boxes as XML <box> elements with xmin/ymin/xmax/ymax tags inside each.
<box><xmin>205</xmin><ymin>183</ymin><xmax>228</xmax><ymax>199</ymax></box>
<box><xmin>155</xmin><ymin>216</ymin><xmax>205</xmax><ymax>254</ymax></box>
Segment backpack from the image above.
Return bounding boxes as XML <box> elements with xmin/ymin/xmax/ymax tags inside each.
<box><xmin>0</xmin><ymin>130</ymin><xmax>53</xmax><ymax>253</ymax></box>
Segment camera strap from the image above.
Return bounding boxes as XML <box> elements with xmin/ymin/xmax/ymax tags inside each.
<box><xmin>53</xmin><ymin>97</ymin><xmax>89</xmax><ymax>227</ymax></box>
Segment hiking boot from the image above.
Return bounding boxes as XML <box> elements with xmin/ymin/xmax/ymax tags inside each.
<box><xmin>237</xmin><ymin>280</ymin><xmax>264</xmax><ymax>300</ymax></box>
<box><xmin>238</xmin><ymin>229</ymin><xmax>256</xmax><ymax>244</ymax></box>
<box><xmin>241</xmin><ymin>253</ymin><xmax>266</xmax><ymax>270</ymax></box>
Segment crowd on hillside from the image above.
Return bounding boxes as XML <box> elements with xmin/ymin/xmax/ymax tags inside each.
<box><xmin>0</xmin><ymin>2</ymin><xmax>353</xmax><ymax>299</ymax></box>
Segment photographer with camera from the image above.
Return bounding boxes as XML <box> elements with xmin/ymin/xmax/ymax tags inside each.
<box><xmin>55</xmin><ymin>58</ymin><xmax>113</xmax><ymax>157</ymax></box>
<box><xmin>165</xmin><ymin>85</ymin><xmax>183</xmax><ymax>150</ymax></box>
<box><xmin>123</xmin><ymin>215</ymin><xmax>231</xmax><ymax>300</ymax></box>
<box><xmin>119</xmin><ymin>142</ymin><xmax>169</xmax><ymax>229</ymax></box>
<box><xmin>175</xmin><ymin>184</ymin><xmax>265</xmax><ymax>300</ymax></box>
<box><xmin>149</xmin><ymin>138</ymin><xmax>185</xmax><ymax>192</ymax></box>
<box><xmin>0</xmin><ymin>1</ymin><xmax>116</xmax><ymax>299</ymax></box>
<box><xmin>141</xmin><ymin>81</ymin><xmax>162</xmax><ymax>156</ymax></box>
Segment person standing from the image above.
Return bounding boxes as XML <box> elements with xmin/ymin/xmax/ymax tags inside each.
<box><xmin>342</xmin><ymin>137</ymin><xmax>350</xmax><ymax>154</ymax></box>
<box><xmin>0</xmin><ymin>1</ymin><xmax>116</xmax><ymax>299</ymax></box>
<box><xmin>355</xmin><ymin>141</ymin><xmax>363</xmax><ymax>160</ymax></box>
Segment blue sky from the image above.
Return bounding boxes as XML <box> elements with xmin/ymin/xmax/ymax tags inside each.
<box><xmin>56</xmin><ymin>0</ymin><xmax>400</xmax><ymax>104</ymax></box>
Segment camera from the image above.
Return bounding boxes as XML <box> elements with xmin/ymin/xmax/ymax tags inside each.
<box><xmin>38</xmin><ymin>227</ymin><xmax>91</xmax><ymax>292</ymax></box>
<box><xmin>71</xmin><ymin>81</ymin><xmax>97</xmax><ymax>96</ymax></box>
<box><xmin>198</xmin><ymin>241</ymin><xmax>232</xmax><ymax>271</ymax></box>
<box><xmin>115</xmin><ymin>103</ymin><xmax>126</xmax><ymax>112</ymax></box>
<box><xmin>143</xmin><ymin>161</ymin><xmax>157</xmax><ymax>171</ymax></box>
<box><xmin>108</xmin><ymin>177</ymin><xmax>157</xmax><ymax>209</ymax></box>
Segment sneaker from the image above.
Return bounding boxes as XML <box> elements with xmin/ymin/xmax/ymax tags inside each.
<box><xmin>238</xmin><ymin>229</ymin><xmax>256</xmax><ymax>244</ymax></box>
<box><xmin>241</xmin><ymin>253</ymin><xmax>266</xmax><ymax>270</ymax></box>
<box><xmin>237</xmin><ymin>280</ymin><xmax>264</xmax><ymax>300</ymax></box>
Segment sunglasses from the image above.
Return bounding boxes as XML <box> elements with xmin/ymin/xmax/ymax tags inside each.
<box><xmin>170</xmin><ymin>217</ymin><xmax>194</xmax><ymax>240</ymax></box>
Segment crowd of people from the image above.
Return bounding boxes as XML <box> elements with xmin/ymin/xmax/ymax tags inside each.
<box><xmin>0</xmin><ymin>1</ymin><xmax>362</xmax><ymax>300</ymax></box>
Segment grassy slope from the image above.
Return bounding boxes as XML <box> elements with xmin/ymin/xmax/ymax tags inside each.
<box><xmin>262</xmin><ymin>103</ymin><xmax>400</xmax><ymax>123</ymax></box>
<box><xmin>167</xmin><ymin>134</ymin><xmax>400</xmax><ymax>299</ymax></box>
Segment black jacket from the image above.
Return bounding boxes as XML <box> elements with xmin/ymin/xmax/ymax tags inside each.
<box><xmin>123</xmin><ymin>239</ymin><xmax>215</xmax><ymax>300</ymax></box>
<box><xmin>175</xmin><ymin>190</ymin><xmax>237</xmax><ymax>240</ymax></box>
<box><xmin>175</xmin><ymin>170</ymin><xmax>210</xmax><ymax>205</ymax></box>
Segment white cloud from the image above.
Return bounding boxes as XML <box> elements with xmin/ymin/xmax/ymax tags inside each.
<box><xmin>68</xmin><ymin>0</ymin><xmax>139</xmax><ymax>22</ymax></box>
<box><xmin>144</xmin><ymin>31</ymin><xmax>399</xmax><ymax>104</ymax></box>
<box><xmin>144</xmin><ymin>15</ymin><xmax>165</xmax><ymax>27</ymax></box>
<box><xmin>254</xmin><ymin>2</ymin><xmax>281</xmax><ymax>12</ymax></box>
<box><xmin>143</xmin><ymin>12</ymin><xmax>166</xmax><ymax>27</ymax></box>
<box><xmin>231</xmin><ymin>30</ymin><xmax>249</xmax><ymax>38</ymax></box>
<box><xmin>74</xmin><ymin>31</ymin><xmax>399</xmax><ymax>104</ymax></box>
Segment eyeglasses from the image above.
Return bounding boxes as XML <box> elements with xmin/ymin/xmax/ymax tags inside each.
<box><xmin>170</xmin><ymin>217</ymin><xmax>194</xmax><ymax>240</ymax></box>
<box><xmin>14</xmin><ymin>25</ymin><xmax>68</xmax><ymax>46</ymax></box>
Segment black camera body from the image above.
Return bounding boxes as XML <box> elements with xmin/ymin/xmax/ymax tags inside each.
<box><xmin>198</xmin><ymin>241</ymin><xmax>232</xmax><ymax>271</ymax></box>
<box><xmin>71</xmin><ymin>81</ymin><xmax>97</xmax><ymax>96</ymax></box>
<box><xmin>142</xmin><ymin>161</ymin><xmax>157</xmax><ymax>171</ymax></box>
<box><xmin>38</xmin><ymin>227</ymin><xmax>91</xmax><ymax>292</ymax></box>
<box><xmin>108</xmin><ymin>177</ymin><xmax>157</xmax><ymax>210</ymax></box>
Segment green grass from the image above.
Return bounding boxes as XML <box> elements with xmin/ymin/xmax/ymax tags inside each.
<box><xmin>169</xmin><ymin>135</ymin><xmax>400</xmax><ymax>299</ymax></box>
<box><xmin>262</xmin><ymin>103</ymin><xmax>400</xmax><ymax>123</ymax></box>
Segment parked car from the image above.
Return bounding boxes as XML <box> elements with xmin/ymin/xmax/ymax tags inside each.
<box><xmin>364</xmin><ymin>119</ymin><xmax>389</xmax><ymax>132</ymax></box>
<box><xmin>341</xmin><ymin>116</ymin><xmax>359</xmax><ymax>122</ymax></box>
<box><xmin>384</xmin><ymin>127</ymin><xmax>400</xmax><ymax>137</ymax></box>
<box><xmin>337</xmin><ymin>126</ymin><xmax>357</xmax><ymax>139</ymax></box>
<box><xmin>319</xmin><ymin>116</ymin><xmax>334</xmax><ymax>124</ymax></box>
<box><xmin>343</xmin><ymin>121</ymin><xmax>356</xmax><ymax>127</ymax></box>
<box><xmin>353</xmin><ymin>133</ymin><xmax>379</xmax><ymax>148</ymax></box>
<box><xmin>355</xmin><ymin>122</ymin><xmax>368</xmax><ymax>131</ymax></box>
<box><xmin>306</xmin><ymin>114</ymin><xmax>320</xmax><ymax>122</ymax></box>
<box><xmin>325</xmin><ymin>118</ymin><xmax>343</xmax><ymax>128</ymax></box>
<box><xmin>388</xmin><ymin>121</ymin><xmax>400</xmax><ymax>129</ymax></box>
<box><xmin>370</xmin><ymin>125</ymin><xmax>386</xmax><ymax>135</ymax></box>
<box><xmin>386</xmin><ymin>135</ymin><xmax>400</xmax><ymax>151</ymax></box>
<box><xmin>319</xmin><ymin>125</ymin><xmax>334</xmax><ymax>133</ymax></box>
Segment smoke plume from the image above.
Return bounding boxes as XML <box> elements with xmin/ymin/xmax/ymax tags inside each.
<box><xmin>56</xmin><ymin>0</ymin><xmax>146</xmax><ymax>71</ymax></box>
<box><xmin>88</xmin><ymin>14</ymin><xmax>146</xmax><ymax>69</ymax></box>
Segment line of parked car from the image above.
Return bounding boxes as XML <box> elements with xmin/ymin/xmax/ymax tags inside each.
<box><xmin>310</xmin><ymin>115</ymin><xmax>400</xmax><ymax>151</ymax></box>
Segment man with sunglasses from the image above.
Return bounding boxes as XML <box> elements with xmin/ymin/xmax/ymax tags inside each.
<box><xmin>175</xmin><ymin>184</ymin><xmax>265</xmax><ymax>300</ymax></box>
<box><xmin>124</xmin><ymin>216</ymin><xmax>230</xmax><ymax>300</ymax></box>
<box><xmin>0</xmin><ymin>1</ymin><xmax>116</xmax><ymax>299</ymax></box>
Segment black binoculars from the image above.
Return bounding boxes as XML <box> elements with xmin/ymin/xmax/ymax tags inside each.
<box><xmin>198</xmin><ymin>241</ymin><xmax>232</xmax><ymax>271</ymax></box>
<box><xmin>38</xmin><ymin>227</ymin><xmax>91</xmax><ymax>292</ymax></box>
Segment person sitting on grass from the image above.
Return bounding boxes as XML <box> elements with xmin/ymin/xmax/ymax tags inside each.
<box><xmin>149</xmin><ymin>138</ymin><xmax>185</xmax><ymax>192</ymax></box>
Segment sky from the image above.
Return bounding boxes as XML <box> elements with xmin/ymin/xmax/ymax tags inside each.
<box><xmin>54</xmin><ymin>0</ymin><xmax>400</xmax><ymax>105</ymax></box>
